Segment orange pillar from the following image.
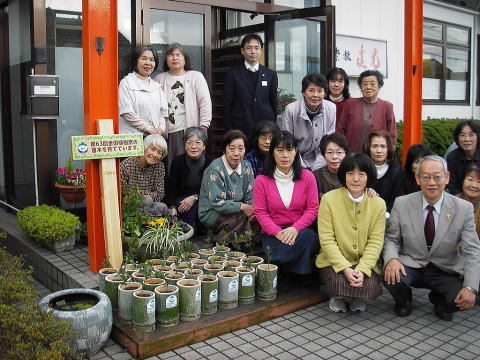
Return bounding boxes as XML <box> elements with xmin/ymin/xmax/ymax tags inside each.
<box><xmin>82</xmin><ymin>0</ymin><xmax>119</xmax><ymax>272</ymax></box>
<box><xmin>402</xmin><ymin>0</ymin><xmax>423</xmax><ymax>164</ymax></box>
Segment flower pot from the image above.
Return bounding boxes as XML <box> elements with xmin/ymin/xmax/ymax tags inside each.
<box><xmin>132</xmin><ymin>290</ymin><xmax>156</xmax><ymax>333</ymax></box>
<box><xmin>146</xmin><ymin>259</ymin><xmax>163</xmax><ymax>266</ymax></box>
<box><xmin>208</xmin><ymin>255</ymin><xmax>226</xmax><ymax>265</ymax></box>
<box><xmin>203</xmin><ymin>263</ymin><xmax>224</xmax><ymax>276</ymax></box>
<box><xmin>165</xmin><ymin>271</ymin><xmax>185</xmax><ymax>286</ymax></box>
<box><xmin>198</xmin><ymin>275</ymin><xmax>218</xmax><ymax>315</ymax></box>
<box><xmin>198</xmin><ymin>248</ymin><xmax>215</xmax><ymax>260</ymax></box>
<box><xmin>217</xmin><ymin>271</ymin><xmax>239</xmax><ymax>309</ymax></box>
<box><xmin>184</xmin><ymin>268</ymin><xmax>203</xmax><ymax>279</ymax></box>
<box><xmin>104</xmin><ymin>274</ymin><xmax>125</xmax><ymax>311</ymax></box>
<box><xmin>118</xmin><ymin>282</ymin><xmax>143</xmax><ymax>325</ymax></box>
<box><xmin>132</xmin><ymin>271</ymin><xmax>146</xmax><ymax>283</ymax></box>
<box><xmin>155</xmin><ymin>285</ymin><xmax>179</xmax><ymax>327</ymax></box>
<box><xmin>55</xmin><ymin>183</ymin><xmax>86</xmax><ymax>203</ymax></box>
<box><xmin>98</xmin><ymin>268</ymin><xmax>117</xmax><ymax>293</ymax></box>
<box><xmin>182</xmin><ymin>252</ymin><xmax>200</xmax><ymax>261</ymax></box>
<box><xmin>213</xmin><ymin>245</ymin><xmax>230</xmax><ymax>256</ymax></box>
<box><xmin>236</xmin><ymin>266</ymin><xmax>256</xmax><ymax>305</ymax></box>
<box><xmin>177</xmin><ymin>279</ymin><xmax>201</xmax><ymax>321</ymax></box>
<box><xmin>143</xmin><ymin>278</ymin><xmax>165</xmax><ymax>292</ymax></box>
<box><xmin>39</xmin><ymin>288</ymin><xmax>112</xmax><ymax>356</ymax></box>
<box><xmin>228</xmin><ymin>251</ymin><xmax>246</xmax><ymax>261</ymax></box>
<box><xmin>223</xmin><ymin>260</ymin><xmax>241</xmax><ymax>271</ymax></box>
<box><xmin>191</xmin><ymin>258</ymin><xmax>208</xmax><ymax>270</ymax></box>
<box><xmin>46</xmin><ymin>233</ymin><xmax>76</xmax><ymax>253</ymax></box>
<box><xmin>166</xmin><ymin>256</ymin><xmax>180</xmax><ymax>267</ymax></box>
<box><xmin>175</xmin><ymin>261</ymin><xmax>190</xmax><ymax>273</ymax></box>
<box><xmin>256</xmin><ymin>264</ymin><xmax>278</xmax><ymax>301</ymax></box>
<box><xmin>153</xmin><ymin>264</ymin><xmax>173</xmax><ymax>275</ymax></box>
<box><xmin>241</xmin><ymin>256</ymin><xmax>264</xmax><ymax>271</ymax></box>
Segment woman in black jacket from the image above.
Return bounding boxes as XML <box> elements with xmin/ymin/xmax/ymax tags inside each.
<box><xmin>165</xmin><ymin>127</ymin><xmax>212</xmax><ymax>228</ymax></box>
<box><xmin>363</xmin><ymin>130</ymin><xmax>403</xmax><ymax>213</ymax></box>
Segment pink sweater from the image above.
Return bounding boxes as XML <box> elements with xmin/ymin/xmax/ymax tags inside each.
<box><xmin>254</xmin><ymin>169</ymin><xmax>319</xmax><ymax>236</ymax></box>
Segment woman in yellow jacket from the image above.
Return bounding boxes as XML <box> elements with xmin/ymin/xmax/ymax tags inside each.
<box><xmin>317</xmin><ymin>153</ymin><xmax>386</xmax><ymax>313</ymax></box>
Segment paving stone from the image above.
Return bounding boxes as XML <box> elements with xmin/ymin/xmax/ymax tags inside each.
<box><xmin>263</xmin><ymin>344</ymin><xmax>284</xmax><ymax>356</ymax></box>
<box><xmin>277</xmin><ymin>340</ymin><xmax>297</xmax><ymax>351</ymax></box>
<box><xmin>111</xmin><ymin>352</ymin><xmax>135</xmax><ymax>360</ymax></box>
<box><xmin>196</xmin><ymin>345</ymin><xmax>217</xmax><ymax>356</ymax></box>
<box><xmin>211</xmin><ymin>340</ymin><xmax>232</xmax><ymax>352</ymax></box>
<box><xmin>206</xmin><ymin>353</ymin><xmax>227</xmax><ymax>360</ymax></box>
<box><xmin>222</xmin><ymin>348</ymin><xmax>244</xmax><ymax>358</ymax></box>
<box><xmin>247</xmin><ymin>349</ymin><xmax>270</xmax><ymax>360</ymax></box>
<box><xmin>103</xmin><ymin>344</ymin><xmax>124</xmax><ymax>355</ymax></box>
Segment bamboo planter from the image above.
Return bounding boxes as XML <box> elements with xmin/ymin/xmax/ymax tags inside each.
<box><xmin>191</xmin><ymin>258</ymin><xmax>208</xmax><ymax>270</ymax></box>
<box><xmin>104</xmin><ymin>274</ymin><xmax>125</xmax><ymax>311</ymax></box>
<box><xmin>132</xmin><ymin>290</ymin><xmax>156</xmax><ymax>333</ymax></box>
<box><xmin>177</xmin><ymin>279</ymin><xmax>201</xmax><ymax>321</ymax></box>
<box><xmin>198</xmin><ymin>248</ymin><xmax>215</xmax><ymax>260</ymax></box>
<box><xmin>98</xmin><ymin>268</ymin><xmax>117</xmax><ymax>293</ymax></box>
<box><xmin>213</xmin><ymin>245</ymin><xmax>230</xmax><ymax>256</ymax></box>
<box><xmin>118</xmin><ymin>282</ymin><xmax>143</xmax><ymax>325</ymax></box>
<box><xmin>184</xmin><ymin>268</ymin><xmax>203</xmax><ymax>279</ymax></box>
<box><xmin>241</xmin><ymin>256</ymin><xmax>264</xmax><ymax>270</ymax></box>
<box><xmin>223</xmin><ymin>260</ymin><xmax>241</xmax><ymax>271</ymax></box>
<box><xmin>217</xmin><ymin>271</ymin><xmax>239</xmax><ymax>309</ymax></box>
<box><xmin>155</xmin><ymin>285</ymin><xmax>179</xmax><ymax>327</ymax></box>
<box><xmin>228</xmin><ymin>251</ymin><xmax>246</xmax><ymax>261</ymax></box>
<box><xmin>236</xmin><ymin>266</ymin><xmax>256</xmax><ymax>305</ymax></box>
<box><xmin>143</xmin><ymin>278</ymin><xmax>165</xmax><ymax>292</ymax></box>
<box><xmin>256</xmin><ymin>264</ymin><xmax>278</xmax><ymax>301</ymax></box>
<box><xmin>204</xmin><ymin>263</ymin><xmax>224</xmax><ymax>276</ymax></box>
<box><xmin>198</xmin><ymin>275</ymin><xmax>218</xmax><ymax>314</ymax></box>
<box><xmin>165</xmin><ymin>271</ymin><xmax>185</xmax><ymax>286</ymax></box>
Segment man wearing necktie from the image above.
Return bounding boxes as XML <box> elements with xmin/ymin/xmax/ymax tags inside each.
<box><xmin>223</xmin><ymin>34</ymin><xmax>278</xmax><ymax>141</ymax></box>
<box><xmin>383</xmin><ymin>155</ymin><xmax>480</xmax><ymax>320</ymax></box>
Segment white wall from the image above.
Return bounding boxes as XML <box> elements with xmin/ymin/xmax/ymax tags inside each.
<box><xmin>331</xmin><ymin>0</ymin><xmax>405</xmax><ymax>120</ymax></box>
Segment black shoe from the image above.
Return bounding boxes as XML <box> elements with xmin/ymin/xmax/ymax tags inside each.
<box><xmin>394</xmin><ymin>301</ymin><xmax>412</xmax><ymax>317</ymax></box>
<box><xmin>433</xmin><ymin>304</ymin><xmax>453</xmax><ymax>321</ymax></box>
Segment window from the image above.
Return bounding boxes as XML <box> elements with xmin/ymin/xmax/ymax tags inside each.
<box><xmin>423</xmin><ymin>19</ymin><xmax>470</xmax><ymax>103</ymax></box>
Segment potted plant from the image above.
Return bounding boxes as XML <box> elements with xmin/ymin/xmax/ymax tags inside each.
<box><xmin>198</xmin><ymin>274</ymin><xmax>218</xmax><ymax>314</ymax></box>
<box><xmin>177</xmin><ymin>279</ymin><xmax>201</xmax><ymax>321</ymax></box>
<box><xmin>132</xmin><ymin>290</ymin><xmax>156</xmax><ymax>332</ymax></box>
<box><xmin>39</xmin><ymin>288</ymin><xmax>112</xmax><ymax>356</ymax></box>
<box><xmin>213</xmin><ymin>242</ymin><xmax>230</xmax><ymax>255</ymax></box>
<box><xmin>256</xmin><ymin>246</ymin><xmax>278</xmax><ymax>301</ymax></box>
<box><xmin>155</xmin><ymin>285</ymin><xmax>179</xmax><ymax>326</ymax></box>
<box><xmin>118</xmin><ymin>281</ymin><xmax>143</xmax><ymax>325</ymax></box>
<box><xmin>236</xmin><ymin>265</ymin><xmax>256</xmax><ymax>304</ymax></box>
<box><xmin>17</xmin><ymin>205</ymin><xmax>80</xmax><ymax>253</ymax></box>
<box><xmin>217</xmin><ymin>271</ymin><xmax>239</xmax><ymax>309</ymax></box>
<box><xmin>54</xmin><ymin>157</ymin><xmax>86</xmax><ymax>203</ymax></box>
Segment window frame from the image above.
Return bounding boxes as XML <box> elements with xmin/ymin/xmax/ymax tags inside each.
<box><xmin>422</xmin><ymin>18</ymin><xmax>471</xmax><ymax>105</ymax></box>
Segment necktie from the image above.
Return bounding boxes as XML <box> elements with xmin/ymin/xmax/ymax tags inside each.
<box><xmin>424</xmin><ymin>205</ymin><xmax>435</xmax><ymax>249</ymax></box>
<box><xmin>248</xmin><ymin>66</ymin><xmax>257</xmax><ymax>72</ymax></box>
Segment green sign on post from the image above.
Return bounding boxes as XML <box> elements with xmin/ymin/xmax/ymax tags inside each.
<box><xmin>71</xmin><ymin>134</ymin><xmax>144</xmax><ymax>160</ymax></box>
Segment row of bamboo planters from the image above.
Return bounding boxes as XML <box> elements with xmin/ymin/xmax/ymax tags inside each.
<box><xmin>98</xmin><ymin>253</ymin><xmax>278</xmax><ymax>333</ymax></box>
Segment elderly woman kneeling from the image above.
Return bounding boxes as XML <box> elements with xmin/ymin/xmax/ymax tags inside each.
<box><xmin>317</xmin><ymin>153</ymin><xmax>386</xmax><ymax>313</ymax></box>
<box><xmin>198</xmin><ymin>130</ymin><xmax>258</xmax><ymax>243</ymax></box>
<box><xmin>120</xmin><ymin>134</ymin><xmax>168</xmax><ymax>210</ymax></box>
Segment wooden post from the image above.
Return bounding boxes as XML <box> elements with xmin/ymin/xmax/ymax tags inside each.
<box><xmin>82</xmin><ymin>0</ymin><xmax>119</xmax><ymax>272</ymax></box>
<box><xmin>97</xmin><ymin>119</ymin><xmax>123</xmax><ymax>268</ymax></box>
<box><xmin>402</xmin><ymin>0</ymin><xmax>423</xmax><ymax>165</ymax></box>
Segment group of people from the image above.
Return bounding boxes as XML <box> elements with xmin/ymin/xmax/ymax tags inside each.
<box><xmin>118</xmin><ymin>34</ymin><xmax>480</xmax><ymax>322</ymax></box>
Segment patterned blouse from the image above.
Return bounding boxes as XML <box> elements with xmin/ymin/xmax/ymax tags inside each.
<box><xmin>120</xmin><ymin>157</ymin><xmax>165</xmax><ymax>202</ymax></box>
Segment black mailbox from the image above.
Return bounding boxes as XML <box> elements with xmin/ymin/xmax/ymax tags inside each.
<box><xmin>28</xmin><ymin>75</ymin><xmax>59</xmax><ymax>117</ymax></box>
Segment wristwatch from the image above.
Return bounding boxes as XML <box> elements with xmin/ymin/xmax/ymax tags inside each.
<box><xmin>193</xmin><ymin>194</ymin><xmax>199</xmax><ymax>201</ymax></box>
<box><xmin>464</xmin><ymin>286</ymin><xmax>478</xmax><ymax>296</ymax></box>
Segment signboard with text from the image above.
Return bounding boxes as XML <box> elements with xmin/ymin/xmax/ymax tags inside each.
<box><xmin>71</xmin><ymin>134</ymin><xmax>144</xmax><ymax>160</ymax></box>
<box><xmin>336</xmin><ymin>35</ymin><xmax>388</xmax><ymax>78</ymax></box>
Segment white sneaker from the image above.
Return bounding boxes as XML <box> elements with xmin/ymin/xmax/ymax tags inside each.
<box><xmin>349</xmin><ymin>299</ymin><xmax>366</xmax><ymax>313</ymax></box>
<box><xmin>329</xmin><ymin>298</ymin><xmax>346</xmax><ymax>313</ymax></box>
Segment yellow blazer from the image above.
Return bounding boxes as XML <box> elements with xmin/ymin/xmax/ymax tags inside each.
<box><xmin>316</xmin><ymin>187</ymin><xmax>386</xmax><ymax>276</ymax></box>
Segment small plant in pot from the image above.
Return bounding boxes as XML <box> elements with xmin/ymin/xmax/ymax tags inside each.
<box><xmin>54</xmin><ymin>157</ymin><xmax>86</xmax><ymax>203</ymax></box>
<box><xmin>177</xmin><ymin>279</ymin><xmax>201</xmax><ymax>321</ymax></box>
<box><xmin>256</xmin><ymin>246</ymin><xmax>278</xmax><ymax>301</ymax></box>
<box><xmin>217</xmin><ymin>271</ymin><xmax>239</xmax><ymax>309</ymax></box>
<box><xmin>17</xmin><ymin>204</ymin><xmax>80</xmax><ymax>253</ymax></box>
<box><xmin>132</xmin><ymin>290</ymin><xmax>156</xmax><ymax>332</ymax></box>
<box><xmin>118</xmin><ymin>281</ymin><xmax>143</xmax><ymax>325</ymax></box>
<box><xmin>213</xmin><ymin>242</ymin><xmax>230</xmax><ymax>255</ymax></box>
<box><xmin>165</xmin><ymin>270</ymin><xmax>186</xmax><ymax>286</ymax></box>
<box><xmin>155</xmin><ymin>284</ymin><xmax>180</xmax><ymax>326</ymax></box>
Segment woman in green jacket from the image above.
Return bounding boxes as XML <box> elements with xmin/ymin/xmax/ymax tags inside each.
<box><xmin>316</xmin><ymin>153</ymin><xmax>386</xmax><ymax>313</ymax></box>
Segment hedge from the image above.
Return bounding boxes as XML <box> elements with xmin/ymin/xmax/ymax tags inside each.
<box><xmin>395</xmin><ymin>118</ymin><xmax>479</xmax><ymax>160</ymax></box>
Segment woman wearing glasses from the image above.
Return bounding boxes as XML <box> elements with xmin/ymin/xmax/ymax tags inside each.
<box><xmin>446</xmin><ymin>120</ymin><xmax>480</xmax><ymax>195</ymax></box>
<box><xmin>165</xmin><ymin>127</ymin><xmax>212</xmax><ymax>228</ymax></box>
<box><xmin>313</xmin><ymin>133</ymin><xmax>349</xmax><ymax>200</ymax></box>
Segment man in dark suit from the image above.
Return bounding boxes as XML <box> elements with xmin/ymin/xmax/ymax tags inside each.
<box><xmin>383</xmin><ymin>155</ymin><xmax>480</xmax><ymax>320</ymax></box>
<box><xmin>223</xmin><ymin>34</ymin><xmax>278</xmax><ymax>140</ymax></box>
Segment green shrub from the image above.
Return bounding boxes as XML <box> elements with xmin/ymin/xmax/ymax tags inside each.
<box><xmin>395</xmin><ymin>118</ymin><xmax>479</xmax><ymax>160</ymax></box>
<box><xmin>0</xmin><ymin>247</ymin><xmax>82</xmax><ymax>360</ymax></box>
<box><xmin>17</xmin><ymin>205</ymin><xmax>80</xmax><ymax>245</ymax></box>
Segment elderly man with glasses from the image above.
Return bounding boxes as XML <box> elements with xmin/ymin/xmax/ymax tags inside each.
<box><xmin>383</xmin><ymin>155</ymin><xmax>480</xmax><ymax>321</ymax></box>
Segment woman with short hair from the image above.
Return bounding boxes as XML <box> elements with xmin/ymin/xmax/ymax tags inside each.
<box><xmin>119</xmin><ymin>46</ymin><xmax>168</xmax><ymax>135</ymax></box>
<box><xmin>337</xmin><ymin>70</ymin><xmax>396</xmax><ymax>153</ymax></box>
<box><xmin>165</xmin><ymin>127</ymin><xmax>212</xmax><ymax>228</ymax></box>
<box><xmin>282</xmin><ymin>73</ymin><xmax>336</xmax><ymax>171</ymax></box>
<box><xmin>120</xmin><ymin>134</ymin><xmax>168</xmax><ymax>210</ymax></box>
<box><xmin>456</xmin><ymin>162</ymin><xmax>480</xmax><ymax>237</ymax></box>
<box><xmin>317</xmin><ymin>153</ymin><xmax>386</xmax><ymax>313</ymax></box>
<box><xmin>154</xmin><ymin>43</ymin><xmax>212</xmax><ymax>170</ymax></box>
<box><xmin>254</xmin><ymin>131</ymin><xmax>319</xmax><ymax>275</ymax></box>
<box><xmin>198</xmin><ymin>130</ymin><xmax>258</xmax><ymax>243</ymax></box>
<box><xmin>245</xmin><ymin>120</ymin><xmax>280</xmax><ymax>177</ymax></box>
<box><xmin>402</xmin><ymin>144</ymin><xmax>432</xmax><ymax>194</ymax></box>
<box><xmin>325</xmin><ymin>67</ymin><xmax>351</xmax><ymax>123</ymax></box>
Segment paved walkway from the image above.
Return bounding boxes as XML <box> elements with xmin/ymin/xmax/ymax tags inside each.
<box><xmin>88</xmin><ymin>287</ymin><xmax>480</xmax><ymax>360</ymax></box>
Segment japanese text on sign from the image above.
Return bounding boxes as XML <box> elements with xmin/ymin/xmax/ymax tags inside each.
<box><xmin>71</xmin><ymin>134</ymin><xmax>144</xmax><ymax>160</ymax></box>
<box><xmin>336</xmin><ymin>35</ymin><xmax>387</xmax><ymax>77</ymax></box>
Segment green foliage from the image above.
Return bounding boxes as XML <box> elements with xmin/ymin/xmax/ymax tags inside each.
<box><xmin>138</xmin><ymin>220</ymin><xmax>184</xmax><ymax>257</ymax></box>
<box><xmin>121</xmin><ymin>184</ymin><xmax>151</xmax><ymax>238</ymax></box>
<box><xmin>0</xmin><ymin>247</ymin><xmax>81</xmax><ymax>360</ymax></box>
<box><xmin>395</xmin><ymin>118</ymin><xmax>479</xmax><ymax>160</ymax></box>
<box><xmin>17</xmin><ymin>205</ymin><xmax>80</xmax><ymax>245</ymax></box>
<box><xmin>277</xmin><ymin>88</ymin><xmax>296</xmax><ymax>114</ymax></box>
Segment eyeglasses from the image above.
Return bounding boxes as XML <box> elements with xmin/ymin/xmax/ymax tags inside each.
<box><xmin>458</xmin><ymin>132</ymin><xmax>477</xmax><ymax>139</ymax></box>
<box><xmin>259</xmin><ymin>135</ymin><xmax>273</xmax><ymax>142</ymax></box>
<box><xmin>419</xmin><ymin>175</ymin><xmax>445</xmax><ymax>183</ymax></box>
<box><xmin>186</xmin><ymin>140</ymin><xmax>203</xmax><ymax>147</ymax></box>
<box><xmin>325</xmin><ymin>150</ymin><xmax>345</xmax><ymax>157</ymax></box>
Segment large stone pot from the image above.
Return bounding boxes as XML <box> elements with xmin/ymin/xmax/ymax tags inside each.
<box><xmin>39</xmin><ymin>288</ymin><xmax>112</xmax><ymax>356</ymax></box>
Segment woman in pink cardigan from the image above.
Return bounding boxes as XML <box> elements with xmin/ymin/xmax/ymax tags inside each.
<box><xmin>254</xmin><ymin>131</ymin><xmax>319</xmax><ymax>275</ymax></box>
